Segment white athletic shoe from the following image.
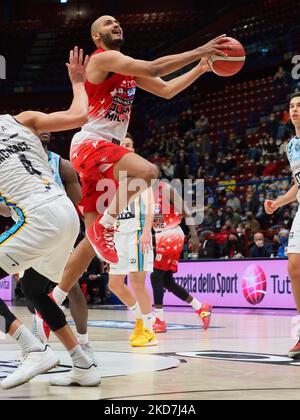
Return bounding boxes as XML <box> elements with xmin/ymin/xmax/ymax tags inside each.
<box><xmin>50</xmin><ymin>365</ymin><xmax>101</xmax><ymax>387</ymax></box>
<box><xmin>81</xmin><ymin>343</ymin><xmax>98</xmax><ymax>367</ymax></box>
<box><xmin>1</xmin><ymin>346</ymin><xmax>59</xmax><ymax>390</ymax></box>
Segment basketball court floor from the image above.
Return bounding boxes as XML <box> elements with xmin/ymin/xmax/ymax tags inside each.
<box><xmin>1</xmin><ymin>305</ymin><xmax>300</xmax><ymax>400</ymax></box>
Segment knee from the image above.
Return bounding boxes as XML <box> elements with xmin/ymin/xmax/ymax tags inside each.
<box><xmin>288</xmin><ymin>260</ymin><xmax>300</xmax><ymax>279</ymax></box>
<box><xmin>143</xmin><ymin>163</ymin><xmax>159</xmax><ymax>184</ymax></box>
<box><xmin>130</xmin><ymin>277</ymin><xmax>145</xmax><ymax>293</ymax></box>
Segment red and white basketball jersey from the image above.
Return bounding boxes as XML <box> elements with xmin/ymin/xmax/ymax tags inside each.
<box><xmin>153</xmin><ymin>181</ymin><xmax>182</xmax><ymax>233</ymax></box>
<box><xmin>71</xmin><ymin>48</ymin><xmax>136</xmax><ymax>148</ymax></box>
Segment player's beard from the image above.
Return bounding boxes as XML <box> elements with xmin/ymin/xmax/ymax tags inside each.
<box><xmin>99</xmin><ymin>32</ymin><xmax>125</xmax><ymax>49</ymax></box>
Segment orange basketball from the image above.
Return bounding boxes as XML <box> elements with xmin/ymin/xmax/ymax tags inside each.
<box><xmin>208</xmin><ymin>37</ymin><xmax>246</xmax><ymax>77</ymax></box>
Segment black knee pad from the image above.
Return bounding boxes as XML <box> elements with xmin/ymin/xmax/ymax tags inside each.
<box><xmin>0</xmin><ymin>298</ymin><xmax>17</xmax><ymax>334</ymax></box>
<box><xmin>21</xmin><ymin>268</ymin><xmax>67</xmax><ymax>332</ymax></box>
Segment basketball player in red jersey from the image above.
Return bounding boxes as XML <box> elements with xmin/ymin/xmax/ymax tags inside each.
<box><xmin>47</xmin><ymin>16</ymin><xmax>231</xmax><ymax>310</ymax></box>
<box><xmin>151</xmin><ymin>176</ymin><xmax>212</xmax><ymax>333</ymax></box>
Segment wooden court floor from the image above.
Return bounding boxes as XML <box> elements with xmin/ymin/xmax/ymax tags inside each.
<box><xmin>1</xmin><ymin>306</ymin><xmax>300</xmax><ymax>400</ymax></box>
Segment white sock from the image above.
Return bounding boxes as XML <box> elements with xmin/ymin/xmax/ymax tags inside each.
<box><xmin>129</xmin><ymin>302</ymin><xmax>142</xmax><ymax>320</ymax></box>
<box><xmin>155</xmin><ymin>308</ymin><xmax>165</xmax><ymax>322</ymax></box>
<box><xmin>13</xmin><ymin>325</ymin><xmax>45</xmax><ymax>354</ymax></box>
<box><xmin>69</xmin><ymin>345</ymin><xmax>92</xmax><ymax>369</ymax></box>
<box><xmin>52</xmin><ymin>286</ymin><xmax>68</xmax><ymax>306</ymax></box>
<box><xmin>77</xmin><ymin>333</ymin><xmax>89</xmax><ymax>346</ymax></box>
<box><xmin>143</xmin><ymin>313</ymin><xmax>154</xmax><ymax>333</ymax></box>
<box><xmin>190</xmin><ymin>297</ymin><xmax>202</xmax><ymax>311</ymax></box>
<box><xmin>100</xmin><ymin>210</ymin><xmax>116</xmax><ymax>227</ymax></box>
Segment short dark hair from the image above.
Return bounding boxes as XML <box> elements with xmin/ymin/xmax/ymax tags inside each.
<box><xmin>289</xmin><ymin>92</ymin><xmax>300</xmax><ymax>103</ymax></box>
<box><xmin>126</xmin><ymin>132</ymin><xmax>134</xmax><ymax>141</ymax></box>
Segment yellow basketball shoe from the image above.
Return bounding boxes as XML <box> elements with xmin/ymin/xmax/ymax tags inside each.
<box><xmin>131</xmin><ymin>329</ymin><xmax>159</xmax><ymax>347</ymax></box>
<box><xmin>130</xmin><ymin>319</ymin><xmax>144</xmax><ymax>342</ymax></box>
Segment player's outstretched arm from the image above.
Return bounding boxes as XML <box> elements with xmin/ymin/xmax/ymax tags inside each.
<box><xmin>136</xmin><ymin>58</ymin><xmax>211</xmax><ymax>99</ymax></box>
<box><xmin>264</xmin><ymin>183</ymin><xmax>298</xmax><ymax>215</ymax></box>
<box><xmin>88</xmin><ymin>35</ymin><xmax>230</xmax><ymax>80</ymax></box>
<box><xmin>14</xmin><ymin>47</ymin><xmax>89</xmax><ymax>133</ymax></box>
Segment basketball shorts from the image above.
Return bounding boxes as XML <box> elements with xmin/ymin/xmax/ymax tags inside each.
<box><xmin>0</xmin><ymin>195</ymin><xmax>80</xmax><ymax>283</ymax></box>
<box><xmin>154</xmin><ymin>226</ymin><xmax>185</xmax><ymax>273</ymax></box>
<box><xmin>70</xmin><ymin>140</ymin><xmax>132</xmax><ymax>215</ymax></box>
<box><xmin>110</xmin><ymin>230</ymin><xmax>154</xmax><ymax>275</ymax></box>
<box><xmin>287</xmin><ymin>209</ymin><xmax>300</xmax><ymax>254</ymax></box>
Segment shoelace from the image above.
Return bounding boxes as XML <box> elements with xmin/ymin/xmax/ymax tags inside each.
<box><xmin>103</xmin><ymin>226</ymin><xmax>116</xmax><ymax>250</ymax></box>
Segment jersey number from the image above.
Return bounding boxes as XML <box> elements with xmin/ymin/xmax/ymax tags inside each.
<box><xmin>18</xmin><ymin>154</ymin><xmax>42</xmax><ymax>176</ymax></box>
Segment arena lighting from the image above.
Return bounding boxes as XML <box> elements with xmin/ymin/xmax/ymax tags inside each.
<box><xmin>60</xmin><ymin>0</ymin><xmax>68</xmax><ymax>4</ymax></box>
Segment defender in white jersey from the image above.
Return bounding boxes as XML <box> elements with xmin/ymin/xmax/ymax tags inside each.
<box><xmin>19</xmin><ymin>132</ymin><xmax>96</xmax><ymax>365</ymax></box>
<box><xmin>109</xmin><ymin>134</ymin><xmax>157</xmax><ymax>347</ymax></box>
<box><xmin>0</xmin><ymin>47</ymin><xmax>101</xmax><ymax>390</ymax></box>
<box><xmin>265</xmin><ymin>92</ymin><xmax>300</xmax><ymax>360</ymax></box>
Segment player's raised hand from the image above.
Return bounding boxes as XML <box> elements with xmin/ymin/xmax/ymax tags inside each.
<box><xmin>197</xmin><ymin>35</ymin><xmax>231</xmax><ymax>58</ymax></box>
<box><xmin>66</xmin><ymin>46</ymin><xmax>89</xmax><ymax>84</ymax></box>
<box><xmin>264</xmin><ymin>200</ymin><xmax>279</xmax><ymax>215</ymax></box>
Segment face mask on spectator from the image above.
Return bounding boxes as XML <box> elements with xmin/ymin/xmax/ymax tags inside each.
<box><xmin>280</xmin><ymin>236</ymin><xmax>288</xmax><ymax>245</ymax></box>
<box><xmin>255</xmin><ymin>240</ymin><xmax>264</xmax><ymax>248</ymax></box>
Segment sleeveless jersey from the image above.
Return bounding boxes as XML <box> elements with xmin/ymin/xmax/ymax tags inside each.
<box><xmin>48</xmin><ymin>151</ymin><xmax>65</xmax><ymax>190</ymax></box>
<box><xmin>287</xmin><ymin>135</ymin><xmax>300</xmax><ymax>202</ymax></box>
<box><xmin>71</xmin><ymin>48</ymin><xmax>136</xmax><ymax>148</ymax></box>
<box><xmin>116</xmin><ymin>196</ymin><xmax>145</xmax><ymax>234</ymax></box>
<box><xmin>0</xmin><ymin>115</ymin><xmax>64</xmax><ymax>213</ymax></box>
<box><xmin>153</xmin><ymin>182</ymin><xmax>181</xmax><ymax>233</ymax></box>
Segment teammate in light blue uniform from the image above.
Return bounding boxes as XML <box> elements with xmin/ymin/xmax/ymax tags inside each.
<box><xmin>265</xmin><ymin>92</ymin><xmax>300</xmax><ymax>359</ymax></box>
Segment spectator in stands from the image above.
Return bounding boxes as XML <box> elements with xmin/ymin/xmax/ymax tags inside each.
<box><xmin>262</xmin><ymin>159</ymin><xmax>279</xmax><ymax>176</ymax></box>
<box><xmin>278</xmin><ymin>208</ymin><xmax>293</xmax><ymax>230</ymax></box>
<box><xmin>273</xmin><ymin>66</ymin><xmax>290</xmax><ymax>88</ymax></box>
<box><xmin>266</xmin><ymin>113</ymin><xmax>280</xmax><ymax>138</ymax></box>
<box><xmin>266</xmin><ymin>137</ymin><xmax>278</xmax><ymax>154</ymax></box>
<box><xmin>242</xmin><ymin>191</ymin><xmax>259</xmax><ymax>215</ymax></box>
<box><xmin>276</xmin><ymin>229</ymin><xmax>289</xmax><ymax>258</ymax></box>
<box><xmin>224</xmin><ymin>206</ymin><xmax>241</xmax><ymax>227</ymax></box>
<box><xmin>226</xmin><ymin>192</ymin><xmax>241</xmax><ymax>211</ymax></box>
<box><xmin>198</xmin><ymin>231</ymin><xmax>218</xmax><ymax>259</ymax></box>
<box><xmin>195</xmin><ymin>114</ymin><xmax>208</xmax><ymax>134</ymax></box>
<box><xmin>79</xmin><ymin>257</ymin><xmax>105</xmax><ymax>304</ymax></box>
<box><xmin>245</xmin><ymin>211</ymin><xmax>261</xmax><ymax>232</ymax></box>
<box><xmin>221</xmin><ymin>233</ymin><xmax>244</xmax><ymax>259</ymax></box>
<box><xmin>161</xmin><ymin>157</ymin><xmax>174</xmax><ymax>180</ymax></box>
<box><xmin>250</xmin><ymin>232</ymin><xmax>273</xmax><ymax>258</ymax></box>
<box><xmin>248</xmin><ymin>144</ymin><xmax>261</xmax><ymax>161</ymax></box>
<box><xmin>179</xmin><ymin>109</ymin><xmax>195</xmax><ymax>136</ymax></box>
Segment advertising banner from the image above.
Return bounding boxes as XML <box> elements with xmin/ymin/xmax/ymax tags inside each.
<box><xmin>0</xmin><ymin>276</ymin><xmax>13</xmax><ymax>301</ymax></box>
<box><xmin>146</xmin><ymin>259</ymin><xmax>294</xmax><ymax>309</ymax></box>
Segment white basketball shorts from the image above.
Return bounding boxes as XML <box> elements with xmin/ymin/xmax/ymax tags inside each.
<box><xmin>110</xmin><ymin>230</ymin><xmax>154</xmax><ymax>275</ymax></box>
<box><xmin>287</xmin><ymin>208</ymin><xmax>300</xmax><ymax>254</ymax></box>
<box><xmin>0</xmin><ymin>195</ymin><xmax>80</xmax><ymax>283</ymax></box>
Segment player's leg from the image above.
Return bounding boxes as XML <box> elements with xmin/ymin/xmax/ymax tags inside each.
<box><xmin>151</xmin><ymin>268</ymin><xmax>168</xmax><ymax>333</ymax></box>
<box><xmin>129</xmin><ymin>271</ymin><xmax>158</xmax><ymax>347</ymax></box>
<box><xmin>86</xmin><ymin>152</ymin><xmax>158</xmax><ymax>264</ymax></box>
<box><xmin>21</xmin><ymin>268</ymin><xmax>100</xmax><ymax>387</ymax></box>
<box><xmin>0</xmin><ymin>267</ymin><xmax>59</xmax><ymax>390</ymax></box>
<box><xmin>163</xmin><ymin>270</ymin><xmax>212</xmax><ymax>330</ymax></box>
<box><xmin>287</xmin><ymin>253</ymin><xmax>300</xmax><ymax>358</ymax></box>
<box><xmin>68</xmin><ymin>282</ymin><xmax>97</xmax><ymax>366</ymax></box>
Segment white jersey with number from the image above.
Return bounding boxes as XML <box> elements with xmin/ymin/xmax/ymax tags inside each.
<box><xmin>116</xmin><ymin>196</ymin><xmax>145</xmax><ymax>234</ymax></box>
<box><xmin>287</xmin><ymin>135</ymin><xmax>300</xmax><ymax>203</ymax></box>
<box><xmin>0</xmin><ymin>115</ymin><xmax>64</xmax><ymax>213</ymax></box>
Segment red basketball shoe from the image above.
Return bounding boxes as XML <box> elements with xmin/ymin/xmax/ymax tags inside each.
<box><xmin>153</xmin><ymin>318</ymin><xmax>167</xmax><ymax>333</ymax></box>
<box><xmin>288</xmin><ymin>340</ymin><xmax>300</xmax><ymax>359</ymax></box>
<box><xmin>86</xmin><ymin>216</ymin><xmax>118</xmax><ymax>264</ymax></box>
<box><xmin>196</xmin><ymin>304</ymin><xmax>212</xmax><ymax>331</ymax></box>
